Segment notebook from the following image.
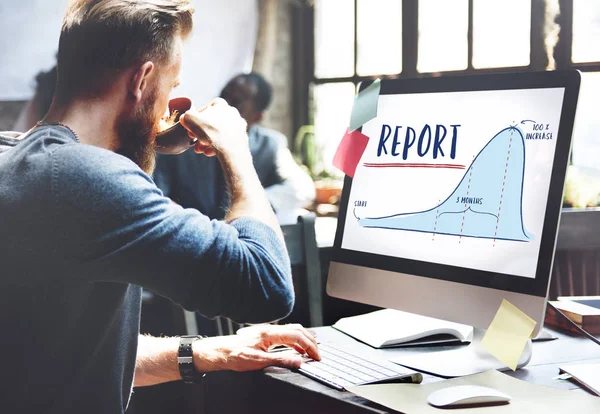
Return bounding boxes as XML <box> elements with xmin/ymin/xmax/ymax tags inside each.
<box><xmin>332</xmin><ymin>309</ymin><xmax>473</xmax><ymax>348</ymax></box>
<box><xmin>547</xmin><ymin>296</ymin><xmax>600</xmax><ymax>334</ymax></box>
<box><xmin>559</xmin><ymin>362</ymin><xmax>600</xmax><ymax>396</ymax></box>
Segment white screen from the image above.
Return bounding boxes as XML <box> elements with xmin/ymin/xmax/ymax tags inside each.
<box><xmin>342</xmin><ymin>87</ymin><xmax>565</xmax><ymax>279</ymax></box>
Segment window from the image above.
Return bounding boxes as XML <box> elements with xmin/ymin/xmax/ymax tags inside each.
<box><xmin>306</xmin><ymin>0</ymin><xmax>600</xmax><ymax>180</ymax></box>
<box><xmin>418</xmin><ymin>0</ymin><xmax>468</xmax><ymax>73</ymax></box>
<box><xmin>569</xmin><ymin>1</ymin><xmax>600</xmax><ymax>170</ymax></box>
<box><xmin>311</xmin><ymin>82</ymin><xmax>356</xmax><ymax>174</ymax></box>
<box><xmin>572</xmin><ymin>0</ymin><xmax>600</xmax><ymax>63</ymax></box>
<box><xmin>472</xmin><ymin>0</ymin><xmax>531</xmax><ymax>69</ymax></box>
<box><xmin>357</xmin><ymin>0</ymin><xmax>403</xmax><ymax>76</ymax></box>
<box><xmin>314</xmin><ymin>0</ymin><xmax>354</xmax><ymax>79</ymax></box>
<box><xmin>572</xmin><ymin>72</ymin><xmax>600</xmax><ymax>170</ymax></box>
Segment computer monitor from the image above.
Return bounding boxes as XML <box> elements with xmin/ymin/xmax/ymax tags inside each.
<box><xmin>327</xmin><ymin>71</ymin><xmax>580</xmax><ymax>344</ymax></box>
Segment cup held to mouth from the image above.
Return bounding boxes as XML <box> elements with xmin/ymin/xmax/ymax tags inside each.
<box><xmin>155</xmin><ymin>97</ymin><xmax>197</xmax><ymax>155</ymax></box>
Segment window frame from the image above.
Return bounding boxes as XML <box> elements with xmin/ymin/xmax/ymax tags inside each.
<box><xmin>294</xmin><ymin>0</ymin><xmax>600</xmax><ymax>136</ymax></box>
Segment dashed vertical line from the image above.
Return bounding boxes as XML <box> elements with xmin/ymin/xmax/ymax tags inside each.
<box><xmin>494</xmin><ymin>130</ymin><xmax>513</xmax><ymax>246</ymax></box>
<box><xmin>459</xmin><ymin>157</ymin><xmax>475</xmax><ymax>244</ymax></box>
<box><xmin>432</xmin><ymin>200</ymin><xmax>441</xmax><ymax>241</ymax></box>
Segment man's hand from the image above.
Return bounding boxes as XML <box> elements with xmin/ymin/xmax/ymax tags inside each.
<box><xmin>193</xmin><ymin>324</ymin><xmax>321</xmax><ymax>373</ymax></box>
<box><xmin>179</xmin><ymin>97</ymin><xmax>283</xmax><ymax>233</ymax></box>
<box><xmin>180</xmin><ymin>97</ymin><xmax>248</xmax><ymax>158</ymax></box>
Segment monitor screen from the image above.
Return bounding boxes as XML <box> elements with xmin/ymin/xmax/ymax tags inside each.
<box><xmin>333</xmin><ymin>72</ymin><xmax>580</xmax><ymax>298</ymax></box>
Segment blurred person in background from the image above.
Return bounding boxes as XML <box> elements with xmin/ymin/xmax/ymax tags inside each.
<box><xmin>154</xmin><ymin>72</ymin><xmax>315</xmax><ymax>224</ymax></box>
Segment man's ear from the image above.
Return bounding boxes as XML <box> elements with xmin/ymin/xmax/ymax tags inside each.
<box><xmin>129</xmin><ymin>61</ymin><xmax>154</xmax><ymax>102</ymax></box>
<box><xmin>255</xmin><ymin>111</ymin><xmax>264</xmax><ymax>124</ymax></box>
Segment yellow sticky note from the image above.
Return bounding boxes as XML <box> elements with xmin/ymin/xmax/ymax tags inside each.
<box><xmin>480</xmin><ymin>299</ymin><xmax>537</xmax><ymax>371</ymax></box>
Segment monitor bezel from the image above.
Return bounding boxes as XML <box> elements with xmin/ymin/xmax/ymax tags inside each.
<box><xmin>332</xmin><ymin>70</ymin><xmax>580</xmax><ymax>298</ymax></box>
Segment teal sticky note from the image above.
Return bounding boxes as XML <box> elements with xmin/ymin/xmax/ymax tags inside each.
<box><xmin>349</xmin><ymin>79</ymin><xmax>381</xmax><ymax>132</ymax></box>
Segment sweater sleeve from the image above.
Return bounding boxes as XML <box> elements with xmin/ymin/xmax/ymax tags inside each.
<box><xmin>50</xmin><ymin>145</ymin><xmax>294</xmax><ymax>323</ymax></box>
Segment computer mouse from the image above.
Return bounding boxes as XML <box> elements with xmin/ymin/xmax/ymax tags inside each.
<box><xmin>427</xmin><ymin>385</ymin><xmax>511</xmax><ymax>408</ymax></box>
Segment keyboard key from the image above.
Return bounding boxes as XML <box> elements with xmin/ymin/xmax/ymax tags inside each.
<box><xmin>310</xmin><ymin>361</ymin><xmax>364</xmax><ymax>384</ymax></box>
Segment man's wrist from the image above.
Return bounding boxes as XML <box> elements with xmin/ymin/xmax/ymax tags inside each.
<box><xmin>220</xmin><ymin>156</ymin><xmax>265</xmax><ymax>201</ymax></box>
<box><xmin>178</xmin><ymin>335</ymin><xmax>206</xmax><ymax>383</ymax></box>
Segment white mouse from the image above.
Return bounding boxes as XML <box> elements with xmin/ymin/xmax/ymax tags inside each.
<box><xmin>427</xmin><ymin>385</ymin><xmax>511</xmax><ymax>408</ymax></box>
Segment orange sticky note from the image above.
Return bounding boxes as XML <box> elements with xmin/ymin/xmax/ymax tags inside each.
<box><xmin>332</xmin><ymin>129</ymin><xmax>369</xmax><ymax>178</ymax></box>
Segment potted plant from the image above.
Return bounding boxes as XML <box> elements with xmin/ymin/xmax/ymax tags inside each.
<box><xmin>294</xmin><ymin>125</ymin><xmax>344</xmax><ymax>206</ymax></box>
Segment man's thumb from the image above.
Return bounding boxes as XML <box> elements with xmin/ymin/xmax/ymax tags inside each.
<box><xmin>180</xmin><ymin>112</ymin><xmax>208</xmax><ymax>138</ymax></box>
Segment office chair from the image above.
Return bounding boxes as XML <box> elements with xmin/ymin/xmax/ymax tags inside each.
<box><xmin>280</xmin><ymin>212</ymin><xmax>324</xmax><ymax>327</ymax></box>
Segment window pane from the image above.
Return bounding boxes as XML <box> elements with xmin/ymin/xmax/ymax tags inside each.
<box><xmin>572</xmin><ymin>0</ymin><xmax>600</xmax><ymax>63</ymax></box>
<box><xmin>357</xmin><ymin>0</ymin><xmax>402</xmax><ymax>76</ymax></box>
<box><xmin>312</xmin><ymin>82</ymin><xmax>356</xmax><ymax>176</ymax></box>
<box><xmin>418</xmin><ymin>0</ymin><xmax>468</xmax><ymax>73</ymax></box>
<box><xmin>315</xmin><ymin>0</ymin><xmax>354</xmax><ymax>78</ymax></box>
<box><xmin>472</xmin><ymin>0</ymin><xmax>531</xmax><ymax>69</ymax></box>
<box><xmin>571</xmin><ymin>72</ymin><xmax>600</xmax><ymax>170</ymax></box>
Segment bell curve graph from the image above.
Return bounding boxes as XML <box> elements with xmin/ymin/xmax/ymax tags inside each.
<box><xmin>356</xmin><ymin>125</ymin><xmax>533</xmax><ymax>242</ymax></box>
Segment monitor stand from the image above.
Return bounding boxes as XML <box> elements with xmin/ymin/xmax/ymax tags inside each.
<box><xmin>390</xmin><ymin>328</ymin><xmax>533</xmax><ymax>378</ymax></box>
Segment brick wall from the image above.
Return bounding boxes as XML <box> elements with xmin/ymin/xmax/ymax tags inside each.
<box><xmin>253</xmin><ymin>0</ymin><xmax>294</xmax><ymax>144</ymax></box>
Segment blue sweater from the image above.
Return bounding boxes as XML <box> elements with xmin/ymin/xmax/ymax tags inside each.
<box><xmin>0</xmin><ymin>125</ymin><xmax>293</xmax><ymax>413</ymax></box>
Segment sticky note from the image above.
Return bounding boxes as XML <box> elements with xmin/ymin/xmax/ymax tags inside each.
<box><xmin>349</xmin><ymin>79</ymin><xmax>381</xmax><ymax>132</ymax></box>
<box><xmin>480</xmin><ymin>299</ymin><xmax>537</xmax><ymax>370</ymax></box>
<box><xmin>332</xmin><ymin>129</ymin><xmax>370</xmax><ymax>178</ymax></box>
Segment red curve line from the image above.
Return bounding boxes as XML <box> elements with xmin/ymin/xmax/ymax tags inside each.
<box><xmin>363</xmin><ymin>163</ymin><xmax>466</xmax><ymax>169</ymax></box>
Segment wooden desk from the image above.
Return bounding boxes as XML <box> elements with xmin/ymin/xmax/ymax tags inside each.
<box><xmin>196</xmin><ymin>326</ymin><xmax>600</xmax><ymax>414</ymax></box>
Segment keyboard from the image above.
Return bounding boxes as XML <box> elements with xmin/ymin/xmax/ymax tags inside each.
<box><xmin>298</xmin><ymin>342</ymin><xmax>423</xmax><ymax>391</ymax></box>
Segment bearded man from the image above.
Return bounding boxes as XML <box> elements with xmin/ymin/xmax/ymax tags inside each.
<box><xmin>0</xmin><ymin>1</ymin><xmax>318</xmax><ymax>413</ymax></box>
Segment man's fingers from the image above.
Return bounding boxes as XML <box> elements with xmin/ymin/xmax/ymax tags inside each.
<box><xmin>285</xmin><ymin>323</ymin><xmax>318</xmax><ymax>346</ymax></box>
<box><xmin>237</xmin><ymin>324</ymin><xmax>320</xmax><ymax>361</ymax></box>
<box><xmin>179</xmin><ymin>111</ymin><xmax>209</xmax><ymax>138</ymax></box>
<box><xmin>266</xmin><ymin>330</ymin><xmax>320</xmax><ymax>362</ymax></box>
<box><xmin>193</xmin><ymin>138</ymin><xmax>216</xmax><ymax>156</ymax></box>
<box><xmin>291</xmin><ymin>332</ymin><xmax>320</xmax><ymax>361</ymax></box>
<box><xmin>232</xmin><ymin>348</ymin><xmax>303</xmax><ymax>372</ymax></box>
<box><xmin>272</xmin><ymin>324</ymin><xmax>319</xmax><ymax>351</ymax></box>
<box><xmin>263</xmin><ymin>350</ymin><xmax>303</xmax><ymax>369</ymax></box>
<box><xmin>203</xmin><ymin>148</ymin><xmax>217</xmax><ymax>157</ymax></box>
<box><xmin>285</xmin><ymin>342</ymin><xmax>317</xmax><ymax>359</ymax></box>
<box><xmin>193</xmin><ymin>145</ymin><xmax>216</xmax><ymax>157</ymax></box>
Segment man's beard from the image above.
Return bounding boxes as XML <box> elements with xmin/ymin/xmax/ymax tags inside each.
<box><xmin>116</xmin><ymin>90</ymin><xmax>159</xmax><ymax>175</ymax></box>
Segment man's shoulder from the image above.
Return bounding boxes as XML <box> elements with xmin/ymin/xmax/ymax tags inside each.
<box><xmin>0</xmin><ymin>131</ymin><xmax>23</xmax><ymax>154</ymax></box>
<box><xmin>39</xmin><ymin>125</ymin><xmax>137</xmax><ymax>171</ymax></box>
<box><xmin>49</xmin><ymin>134</ymin><xmax>153</xmax><ymax>198</ymax></box>
<box><xmin>51</xmin><ymin>143</ymin><xmax>160</xmax><ymax>219</ymax></box>
<box><xmin>53</xmin><ymin>140</ymin><xmax>136</xmax><ymax>171</ymax></box>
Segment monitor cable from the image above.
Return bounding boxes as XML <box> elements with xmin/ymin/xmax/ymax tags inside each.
<box><xmin>546</xmin><ymin>301</ymin><xmax>600</xmax><ymax>347</ymax></box>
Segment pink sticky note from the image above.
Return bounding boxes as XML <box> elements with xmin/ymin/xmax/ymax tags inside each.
<box><xmin>332</xmin><ymin>129</ymin><xmax>370</xmax><ymax>178</ymax></box>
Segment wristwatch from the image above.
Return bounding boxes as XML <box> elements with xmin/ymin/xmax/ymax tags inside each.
<box><xmin>178</xmin><ymin>335</ymin><xmax>205</xmax><ymax>384</ymax></box>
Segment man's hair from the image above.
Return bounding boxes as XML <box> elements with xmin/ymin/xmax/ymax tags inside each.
<box><xmin>56</xmin><ymin>0</ymin><xmax>194</xmax><ymax>101</ymax></box>
<box><xmin>223</xmin><ymin>72</ymin><xmax>273</xmax><ymax>113</ymax></box>
<box><xmin>33</xmin><ymin>65</ymin><xmax>58</xmax><ymax>119</ymax></box>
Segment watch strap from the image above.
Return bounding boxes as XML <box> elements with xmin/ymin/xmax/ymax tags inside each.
<box><xmin>178</xmin><ymin>335</ymin><xmax>205</xmax><ymax>384</ymax></box>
